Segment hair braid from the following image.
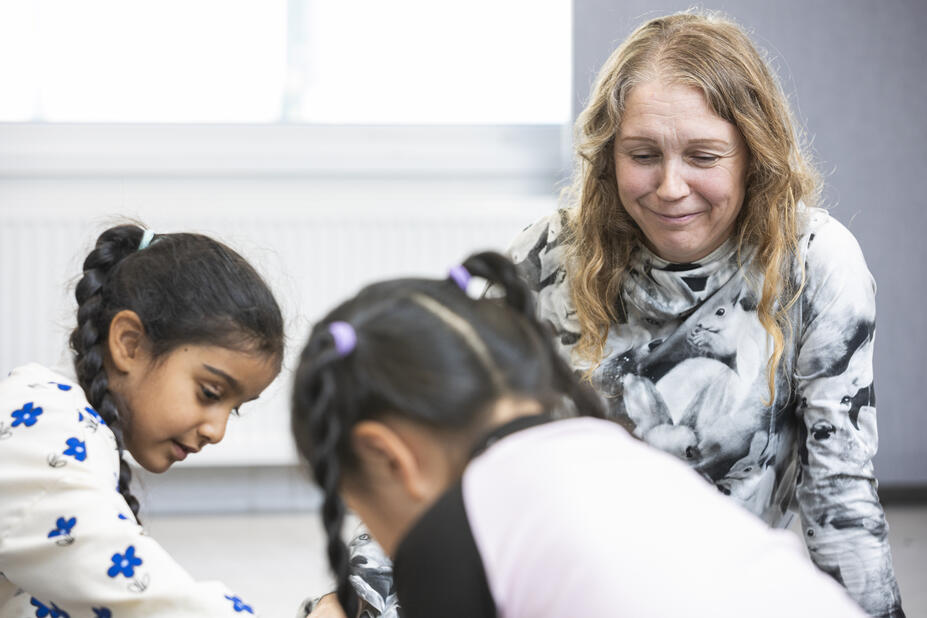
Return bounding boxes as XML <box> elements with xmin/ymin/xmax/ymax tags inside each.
<box><xmin>292</xmin><ymin>340</ymin><xmax>359</xmax><ymax>618</ymax></box>
<box><xmin>69</xmin><ymin>225</ymin><xmax>145</xmax><ymax>521</ymax></box>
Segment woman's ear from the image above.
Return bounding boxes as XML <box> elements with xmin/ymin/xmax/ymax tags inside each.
<box><xmin>107</xmin><ymin>310</ymin><xmax>148</xmax><ymax>374</ymax></box>
<box><xmin>351</xmin><ymin>420</ymin><xmax>431</xmax><ymax>502</ymax></box>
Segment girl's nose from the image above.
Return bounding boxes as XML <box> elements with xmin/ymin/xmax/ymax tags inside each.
<box><xmin>197</xmin><ymin>412</ymin><xmax>228</xmax><ymax>446</ymax></box>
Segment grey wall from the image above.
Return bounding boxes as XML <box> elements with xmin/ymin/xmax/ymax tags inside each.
<box><xmin>573</xmin><ymin>0</ymin><xmax>927</xmax><ymax>486</ymax></box>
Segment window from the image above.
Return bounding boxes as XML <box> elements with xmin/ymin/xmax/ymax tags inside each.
<box><xmin>0</xmin><ymin>0</ymin><xmax>570</xmax><ymax>125</ymax></box>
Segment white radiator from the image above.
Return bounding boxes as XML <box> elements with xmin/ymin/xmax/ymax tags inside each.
<box><xmin>0</xmin><ymin>182</ymin><xmax>555</xmax><ymax>466</ymax></box>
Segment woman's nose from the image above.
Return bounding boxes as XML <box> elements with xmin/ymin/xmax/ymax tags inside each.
<box><xmin>656</xmin><ymin>160</ymin><xmax>690</xmax><ymax>201</ymax></box>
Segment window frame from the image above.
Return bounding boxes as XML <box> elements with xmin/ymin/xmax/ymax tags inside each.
<box><xmin>0</xmin><ymin>123</ymin><xmax>569</xmax><ymax>180</ymax></box>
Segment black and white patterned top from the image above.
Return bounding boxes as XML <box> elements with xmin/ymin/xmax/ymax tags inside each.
<box><xmin>507</xmin><ymin>205</ymin><xmax>904</xmax><ymax>617</ymax></box>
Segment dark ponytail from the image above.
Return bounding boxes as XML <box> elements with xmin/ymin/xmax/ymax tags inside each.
<box><xmin>70</xmin><ymin>224</ymin><xmax>285</xmax><ymax>522</ymax></box>
<box><xmin>70</xmin><ymin>226</ymin><xmax>145</xmax><ymax>519</ymax></box>
<box><xmin>460</xmin><ymin>251</ymin><xmax>605</xmax><ymax>419</ymax></box>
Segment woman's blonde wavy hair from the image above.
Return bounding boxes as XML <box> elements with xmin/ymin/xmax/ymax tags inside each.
<box><xmin>566</xmin><ymin>10</ymin><xmax>820</xmax><ymax>401</ymax></box>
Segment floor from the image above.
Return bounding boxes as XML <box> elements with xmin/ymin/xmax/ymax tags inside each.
<box><xmin>147</xmin><ymin>504</ymin><xmax>926</xmax><ymax>617</ymax></box>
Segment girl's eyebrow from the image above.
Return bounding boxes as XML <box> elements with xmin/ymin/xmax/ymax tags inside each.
<box><xmin>202</xmin><ymin>364</ymin><xmax>239</xmax><ymax>390</ymax></box>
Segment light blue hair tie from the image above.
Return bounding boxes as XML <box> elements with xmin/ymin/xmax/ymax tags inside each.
<box><xmin>138</xmin><ymin>229</ymin><xmax>156</xmax><ymax>251</ymax></box>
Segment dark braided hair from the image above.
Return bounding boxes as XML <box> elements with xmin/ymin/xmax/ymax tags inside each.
<box><xmin>291</xmin><ymin>250</ymin><xmax>604</xmax><ymax>613</ymax></box>
<box><xmin>70</xmin><ymin>224</ymin><xmax>284</xmax><ymax>521</ymax></box>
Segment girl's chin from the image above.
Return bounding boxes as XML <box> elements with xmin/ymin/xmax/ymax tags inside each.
<box><xmin>133</xmin><ymin>452</ymin><xmax>174</xmax><ymax>474</ymax></box>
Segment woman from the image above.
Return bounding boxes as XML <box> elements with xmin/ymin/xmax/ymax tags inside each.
<box><xmin>304</xmin><ymin>10</ymin><xmax>904</xmax><ymax>618</ymax></box>
<box><xmin>508</xmin><ymin>10</ymin><xmax>903</xmax><ymax>617</ymax></box>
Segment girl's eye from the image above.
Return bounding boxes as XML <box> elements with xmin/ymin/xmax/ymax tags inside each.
<box><xmin>230</xmin><ymin>408</ymin><xmax>241</xmax><ymax>418</ymax></box>
<box><xmin>201</xmin><ymin>386</ymin><xmax>221</xmax><ymax>402</ymax></box>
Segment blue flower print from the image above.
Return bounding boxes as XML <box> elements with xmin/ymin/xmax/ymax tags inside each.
<box><xmin>107</xmin><ymin>545</ymin><xmax>142</xmax><ymax>578</ymax></box>
<box><xmin>30</xmin><ymin>597</ymin><xmax>51</xmax><ymax>617</ymax></box>
<box><xmin>50</xmin><ymin>603</ymin><xmax>70</xmax><ymax>618</ymax></box>
<box><xmin>118</xmin><ymin>513</ymin><xmax>129</xmax><ymax>520</ymax></box>
<box><xmin>225</xmin><ymin>595</ymin><xmax>255</xmax><ymax>614</ymax></box>
<box><xmin>11</xmin><ymin>402</ymin><xmax>43</xmax><ymax>427</ymax></box>
<box><xmin>84</xmin><ymin>406</ymin><xmax>105</xmax><ymax>425</ymax></box>
<box><xmin>63</xmin><ymin>438</ymin><xmax>87</xmax><ymax>462</ymax></box>
<box><xmin>29</xmin><ymin>598</ymin><xmax>68</xmax><ymax>617</ymax></box>
<box><xmin>49</xmin><ymin>382</ymin><xmax>72</xmax><ymax>391</ymax></box>
<box><xmin>48</xmin><ymin>516</ymin><xmax>77</xmax><ymax>545</ymax></box>
<box><xmin>92</xmin><ymin>608</ymin><xmax>112</xmax><ymax>618</ymax></box>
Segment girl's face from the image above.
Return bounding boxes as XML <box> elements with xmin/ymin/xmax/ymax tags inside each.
<box><xmin>338</xmin><ymin>397</ymin><xmax>543</xmax><ymax>556</ymax></box>
<box><xmin>613</xmin><ymin>79</ymin><xmax>749</xmax><ymax>263</ymax></box>
<box><xmin>114</xmin><ymin>341</ymin><xmax>278</xmax><ymax>473</ymax></box>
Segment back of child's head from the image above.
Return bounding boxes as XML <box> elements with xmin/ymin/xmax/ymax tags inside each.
<box><xmin>69</xmin><ymin>224</ymin><xmax>285</xmax><ymax>519</ymax></box>
<box><xmin>290</xmin><ymin>250</ymin><xmax>603</xmax><ymax>616</ymax></box>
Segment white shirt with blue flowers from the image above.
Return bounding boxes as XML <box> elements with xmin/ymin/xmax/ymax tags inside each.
<box><xmin>0</xmin><ymin>363</ymin><xmax>258</xmax><ymax>617</ymax></box>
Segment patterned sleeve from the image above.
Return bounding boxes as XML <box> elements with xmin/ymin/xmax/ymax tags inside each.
<box><xmin>346</xmin><ymin>526</ymin><xmax>400</xmax><ymax>618</ymax></box>
<box><xmin>0</xmin><ymin>371</ymin><xmax>257</xmax><ymax>617</ymax></box>
<box><xmin>506</xmin><ymin>213</ymin><xmax>555</xmax><ymax>293</ymax></box>
<box><xmin>506</xmin><ymin>210</ymin><xmax>581</xmax><ymax>348</ymax></box>
<box><xmin>299</xmin><ymin>524</ymin><xmax>400</xmax><ymax>618</ymax></box>
<box><xmin>793</xmin><ymin>218</ymin><xmax>904</xmax><ymax>617</ymax></box>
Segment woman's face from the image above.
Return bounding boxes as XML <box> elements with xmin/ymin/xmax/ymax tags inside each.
<box><xmin>116</xmin><ymin>344</ymin><xmax>278</xmax><ymax>472</ymax></box>
<box><xmin>613</xmin><ymin>80</ymin><xmax>749</xmax><ymax>264</ymax></box>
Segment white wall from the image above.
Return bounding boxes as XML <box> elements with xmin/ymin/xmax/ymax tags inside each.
<box><xmin>0</xmin><ymin>124</ymin><xmax>562</xmax><ymax>511</ymax></box>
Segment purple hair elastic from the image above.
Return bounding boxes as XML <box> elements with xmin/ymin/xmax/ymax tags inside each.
<box><xmin>449</xmin><ymin>264</ymin><xmax>471</xmax><ymax>292</ymax></box>
<box><xmin>328</xmin><ymin>321</ymin><xmax>357</xmax><ymax>357</ymax></box>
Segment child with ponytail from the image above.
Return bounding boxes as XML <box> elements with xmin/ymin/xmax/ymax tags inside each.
<box><xmin>292</xmin><ymin>251</ymin><xmax>867</xmax><ymax>618</ymax></box>
<box><xmin>0</xmin><ymin>224</ymin><xmax>284</xmax><ymax>616</ymax></box>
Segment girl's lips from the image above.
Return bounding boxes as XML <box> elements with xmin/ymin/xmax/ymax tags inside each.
<box><xmin>171</xmin><ymin>440</ymin><xmax>190</xmax><ymax>461</ymax></box>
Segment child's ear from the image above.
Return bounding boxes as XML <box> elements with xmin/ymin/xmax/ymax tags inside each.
<box><xmin>351</xmin><ymin>420</ymin><xmax>430</xmax><ymax>501</ymax></box>
<box><xmin>107</xmin><ymin>310</ymin><xmax>149</xmax><ymax>374</ymax></box>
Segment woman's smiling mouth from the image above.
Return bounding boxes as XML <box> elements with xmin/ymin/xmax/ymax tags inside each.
<box><xmin>650</xmin><ymin>209</ymin><xmax>703</xmax><ymax>225</ymax></box>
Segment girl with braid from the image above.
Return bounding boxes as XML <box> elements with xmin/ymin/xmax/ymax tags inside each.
<box><xmin>292</xmin><ymin>251</ymin><xmax>865</xmax><ymax>618</ymax></box>
<box><xmin>0</xmin><ymin>224</ymin><xmax>283</xmax><ymax>616</ymax></box>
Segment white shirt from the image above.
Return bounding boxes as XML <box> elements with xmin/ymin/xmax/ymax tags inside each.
<box><xmin>0</xmin><ymin>363</ymin><xmax>259</xmax><ymax>617</ymax></box>
<box><xmin>462</xmin><ymin>417</ymin><xmax>867</xmax><ymax>618</ymax></box>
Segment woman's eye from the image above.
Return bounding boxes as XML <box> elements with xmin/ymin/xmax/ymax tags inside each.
<box><xmin>630</xmin><ymin>153</ymin><xmax>659</xmax><ymax>164</ymax></box>
<box><xmin>690</xmin><ymin>154</ymin><xmax>720</xmax><ymax>166</ymax></box>
<box><xmin>201</xmin><ymin>386</ymin><xmax>221</xmax><ymax>402</ymax></box>
<box><xmin>230</xmin><ymin>407</ymin><xmax>241</xmax><ymax>418</ymax></box>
